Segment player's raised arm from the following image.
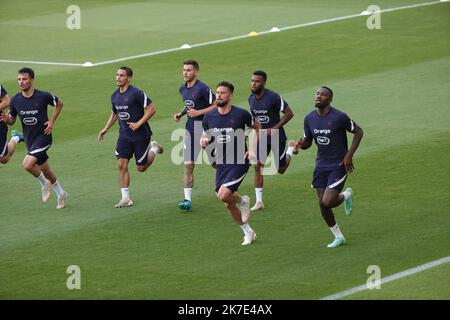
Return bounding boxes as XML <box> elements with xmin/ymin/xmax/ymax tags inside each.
<box><xmin>187</xmin><ymin>100</ymin><xmax>217</xmax><ymax>118</ymax></box>
<box><xmin>1</xmin><ymin>112</ymin><xmax>16</xmax><ymax>125</ymax></box>
<box><xmin>127</xmin><ymin>102</ymin><xmax>156</xmax><ymax>131</ymax></box>
<box><xmin>295</xmin><ymin>117</ymin><xmax>313</xmax><ymax>151</ymax></box>
<box><xmin>44</xmin><ymin>99</ymin><xmax>63</xmax><ymax>135</ymax></box>
<box><xmin>295</xmin><ymin>135</ymin><xmax>312</xmax><ymax>151</ymax></box>
<box><xmin>173</xmin><ymin>107</ymin><xmax>187</xmax><ymax>121</ymax></box>
<box><xmin>245</xmin><ymin>116</ymin><xmax>260</xmax><ymax>162</ymax></box>
<box><xmin>341</xmin><ymin>123</ymin><xmax>363</xmax><ymax>174</ymax></box>
<box><xmin>0</xmin><ymin>94</ymin><xmax>10</xmax><ymax>111</ymax></box>
<box><xmin>98</xmin><ymin>111</ymin><xmax>118</xmax><ymax>141</ymax></box>
<box><xmin>270</xmin><ymin>105</ymin><xmax>293</xmax><ymax>134</ymax></box>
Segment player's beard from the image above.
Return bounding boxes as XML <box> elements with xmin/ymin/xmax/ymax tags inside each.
<box><xmin>315</xmin><ymin>100</ymin><xmax>328</xmax><ymax>109</ymax></box>
<box><xmin>251</xmin><ymin>87</ymin><xmax>263</xmax><ymax>95</ymax></box>
<box><xmin>216</xmin><ymin>99</ymin><xmax>228</xmax><ymax>108</ymax></box>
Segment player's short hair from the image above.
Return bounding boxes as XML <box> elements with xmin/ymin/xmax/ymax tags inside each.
<box><xmin>216</xmin><ymin>81</ymin><xmax>234</xmax><ymax>94</ymax></box>
<box><xmin>119</xmin><ymin>66</ymin><xmax>133</xmax><ymax>77</ymax></box>
<box><xmin>253</xmin><ymin>70</ymin><xmax>267</xmax><ymax>82</ymax></box>
<box><xmin>183</xmin><ymin>60</ymin><xmax>199</xmax><ymax>70</ymax></box>
<box><xmin>320</xmin><ymin>86</ymin><xmax>333</xmax><ymax>99</ymax></box>
<box><xmin>18</xmin><ymin>67</ymin><xmax>35</xmax><ymax>79</ymax></box>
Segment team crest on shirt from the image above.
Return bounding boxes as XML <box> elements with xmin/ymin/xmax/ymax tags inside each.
<box><xmin>118</xmin><ymin>112</ymin><xmax>130</xmax><ymax>120</ymax></box>
<box><xmin>317</xmin><ymin>136</ymin><xmax>330</xmax><ymax>145</ymax></box>
<box><xmin>184</xmin><ymin>100</ymin><xmax>195</xmax><ymax>109</ymax></box>
<box><xmin>23</xmin><ymin>117</ymin><xmax>38</xmax><ymax>125</ymax></box>
<box><xmin>217</xmin><ymin>135</ymin><xmax>231</xmax><ymax>143</ymax></box>
<box><xmin>257</xmin><ymin>115</ymin><xmax>270</xmax><ymax>124</ymax></box>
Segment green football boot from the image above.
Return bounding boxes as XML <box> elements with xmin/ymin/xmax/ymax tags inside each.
<box><xmin>178</xmin><ymin>199</ymin><xmax>192</xmax><ymax>211</ymax></box>
<box><xmin>344</xmin><ymin>187</ymin><xmax>353</xmax><ymax>216</ymax></box>
<box><xmin>327</xmin><ymin>236</ymin><xmax>346</xmax><ymax>248</ymax></box>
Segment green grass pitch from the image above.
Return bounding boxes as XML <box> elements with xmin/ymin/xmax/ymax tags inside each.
<box><xmin>0</xmin><ymin>0</ymin><xmax>449</xmax><ymax>299</ymax></box>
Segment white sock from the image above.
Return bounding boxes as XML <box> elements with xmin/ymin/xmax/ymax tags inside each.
<box><xmin>37</xmin><ymin>172</ymin><xmax>48</xmax><ymax>188</ymax></box>
<box><xmin>184</xmin><ymin>188</ymin><xmax>192</xmax><ymax>201</ymax></box>
<box><xmin>150</xmin><ymin>146</ymin><xmax>160</xmax><ymax>154</ymax></box>
<box><xmin>341</xmin><ymin>189</ymin><xmax>351</xmax><ymax>200</ymax></box>
<box><xmin>240</xmin><ymin>223</ymin><xmax>253</xmax><ymax>234</ymax></box>
<box><xmin>52</xmin><ymin>181</ymin><xmax>65</xmax><ymax>198</ymax></box>
<box><xmin>255</xmin><ymin>188</ymin><xmax>263</xmax><ymax>203</ymax></box>
<box><xmin>10</xmin><ymin>136</ymin><xmax>20</xmax><ymax>143</ymax></box>
<box><xmin>329</xmin><ymin>223</ymin><xmax>344</xmax><ymax>238</ymax></box>
<box><xmin>286</xmin><ymin>146</ymin><xmax>294</xmax><ymax>157</ymax></box>
<box><xmin>121</xmin><ymin>188</ymin><xmax>129</xmax><ymax>200</ymax></box>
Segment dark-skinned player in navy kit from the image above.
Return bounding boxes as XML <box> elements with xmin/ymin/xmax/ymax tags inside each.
<box><xmin>292</xmin><ymin>86</ymin><xmax>363</xmax><ymax>248</ymax></box>
<box><xmin>248</xmin><ymin>70</ymin><xmax>297</xmax><ymax>212</ymax></box>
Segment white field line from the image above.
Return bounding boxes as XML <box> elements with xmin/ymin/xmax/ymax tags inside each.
<box><xmin>0</xmin><ymin>1</ymin><xmax>445</xmax><ymax>68</ymax></box>
<box><xmin>320</xmin><ymin>256</ymin><xmax>450</xmax><ymax>300</ymax></box>
<box><xmin>0</xmin><ymin>59</ymin><xmax>84</xmax><ymax>67</ymax></box>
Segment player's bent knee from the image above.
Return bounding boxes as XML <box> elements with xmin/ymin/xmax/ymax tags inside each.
<box><xmin>217</xmin><ymin>191</ymin><xmax>230</xmax><ymax>202</ymax></box>
<box><xmin>136</xmin><ymin>165</ymin><xmax>147</xmax><ymax>172</ymax></box>
<box><xmin>117</xmin><ymin>162</ymin><xmax>128</xmax><ymax>171</ymax></box>
<box><xmin>22</xmin><ymin>161</ymin><xmax>33</xmax><ymax>171</ymax></box>
<box><xmin>278</xmin><ymin>167</ymin><xmax>287</xmax><ymax>174</ymax></box>
<box><xmin>321</xmin><ymin>198</ymin><xmax>335</xmax><ymax>208</ymax></box>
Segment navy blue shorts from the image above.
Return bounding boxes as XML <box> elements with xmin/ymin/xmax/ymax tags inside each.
<box><xmin>215</xmin><ymin>164</ymin><xmax>250</xmax><ymax>193</ymax></box>
<box><xmin>183</xmin><ymin>129</ymin><xmax>202</xmax><ymax>163</ymax></box>
<box><xmin>257</xmin><ymin>136</ymin><xmax>287</xmax><ymax>169</ymax></box>
<box><xmin>116</xmin><ymin>135</ymin><xmax>151</xmax><ymax>166</ymax></box>
<box><xmin>0</xmin><ymin>126</ymin><xmax>7</xmax><ymax>158</ymax></box>
<box><xmin>311</xmin><ymin>166</ymin><xmax>347</xmax><ymax>192</ymax></box>
<box><xmin>27</xmin><ymin>135</ymin><xmax>52</xmax><ymax>165</ymax></box>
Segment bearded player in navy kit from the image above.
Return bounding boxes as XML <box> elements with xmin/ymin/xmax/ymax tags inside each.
<box><xmin>0</xmin><ymin>83</ymin><xmax>24</xmax><ymax>164</ymax></box>
<box><xmin>248</xmin><ymin>70</ymin><xmax>297</xmax><ymax>211</ymax></box>
<box><xmin>2</xmin><ymin>68</ymin><xmax>68</xmax><ymax>209</ymax></box>
<box><xmin>173</xmin><ymin>60</ymin><xmax>216</xmax><ymax>211</ymax></box>
<box><xmin>99</xmin><ymin>66</ymin><xmax>163</xmax><ymax>208</ymax></box>
<box><xmin>293</xmin><ymin>86</ymin><xmax>363</xmax><ymax>248</ymax></box>
<box><xmin>201</xmin><ymin>81</ymin><xmax>261</xmax><ymax>246</ymax></box>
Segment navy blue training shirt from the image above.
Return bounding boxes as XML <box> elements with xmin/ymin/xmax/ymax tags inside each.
<box><xmin>9</xmin><ymin>89</ymin><xmax>58</xmax><ymax>147</ymax></box>
<box><xmin>179</xmin><ymin>80</ymin><xmax>215</xmax><ymax>132</ymax></box>
<box><xmin>248</xmin><ymin>89</ymin><xmax>288</xmax><ymax>141</ymax></box>
<box><xmin>303</xmin><ymin>106</ymin><xmax>357</xmax><ymax>169</ymax></box>
<box><xmin>111</xmin><ymin>85</ymin><xmax>152</xmax><ymax>140</ymax></box>
<box><xmin>202</xmin><ymin>106</ymin><xmax>254</xmax><ymax>166</ymax></box>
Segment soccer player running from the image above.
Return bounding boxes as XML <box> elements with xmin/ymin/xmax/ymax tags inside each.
<box><xmin>0</xmin><ymin>83</ymin><xmax>24</xmax><ymax>164</ymax></box>
<box><xmin>98</xmin><ymin>66</ymin><xmax>163</xmax><ymax>208</ymax></box>
<box><xmin>1</xmin><ymin>68</ymin><xmax>68</xmax><ymax>209</ymax></box>
<box><xmin>292</xmin><ymin>86</ymin><xmax>363</xmax><ymax>248</ymax></box>
<box><xmin>173</xmin><ymin>60</ymin><xmax>216</xmax><ymax>211</ymax></box>
<box><xmin>248</xmin><ymin>71</ymin><xmax>297</xmax><ymax>211</ymax></box>
<box><xmin>201</xmin><ymin>81</ymin><xmax>261</xmax><ymax>246</ymax></box>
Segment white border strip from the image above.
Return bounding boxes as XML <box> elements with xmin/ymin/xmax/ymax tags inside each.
<box><xmin>320</xmin><ymin>256</ymin><xmax>450</xmax><ymax>300</ymax></box>
<box><xmin>0</xmin><ymin>1</ymin><xmax>445</xmax><ymax>68</ymax></box>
